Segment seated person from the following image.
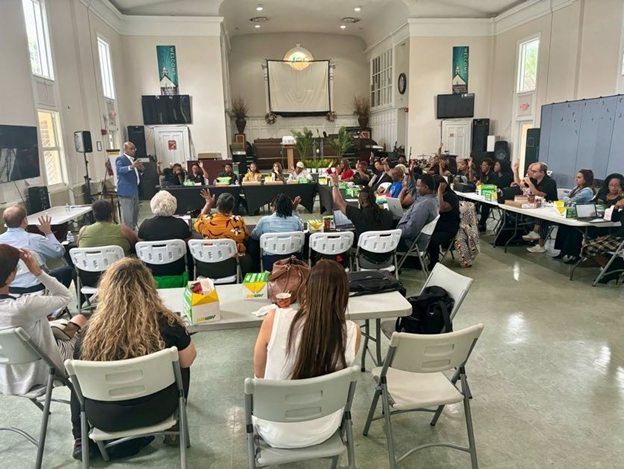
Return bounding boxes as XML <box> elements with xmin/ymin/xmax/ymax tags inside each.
<box><xmin>216</xmin><ymin>163</ymin><xmax>239</xmax><ymax>185</ymax></box>
<box><xmin>330</xmin><ymin>174</ymin><xmax>393</xmax><ymax>268</ymax></box>
<box><xmin>352</xmin><ymin>160</ymin><xmax>370</xmax><ymax>186</ymax></box>
<box><xmin>477</xmin><ymin>158</ymin><xmax>495</xmax><ymax>232</ymax></box>
<box><xmin>187</xmin><ymin>161</ymin><xmax>209</xmax><ymax>184</ymax></box>
<box><xmin>288</xmin><ymin>161</ymin><xmax>312</xmax><ymax>181</ymax></box>
<box><xmin>0</xmin><ymin>206</ymin><xmax>73</xmax><ymax>293</ymax></box>
<box><xmin>515</xmin><ymin>162</ymin><xmax>558</xmax><ymax>253</ymax></box>
<box><xmin>193</xmin><ymin>190</ymin><xmax>252</xmax><ymax>276</ymax></box>
<box><xmin>157</xmin><ymin>162</ymin><xmax>185</xmax><ymax>186</ymax></box>
<box><xmin>138</xmin><ymin>191</ymin><xmax>192</xmax><ymax>287</ymax></box>
<box><xmin>595</xmin><ymin>173</ymin><xmax>624</xmax><ymax>206</ymax></box>
<box><xmin>492</xmin><ymin>160</ymin><xmax>514</xmax><ymax>189</ymax></box>
<box><xmin>381</xmin><ymin>161</ymin><xmax>404</xmax><ymax>199</ymax></box>
<box><xmin>327</xmin><ymin>158</ymin><xmax>354</xmax><ymax>181</ymax></box>
<box><xmin>244</xmin><ymin>162</ymin><xmax>263</xmax><ymax>182</ymax></box>
<box><xmin>251</xmin><ymin>194</ymin><xmax>304</xmax><ymax>239</ymax></box>
<box><xmin>270</xmin><ymin>162</ymin><xmax>286</xmax><ymax>182</ymax></box>
<box><xmin>369</xmin><ymin>158</ymin><xmax>393</xmax><ymax>190</ymax></box>
<box><xmin>397</xmin><ymin>173</ymin><xmax>439</xmax><ymax>252</ymax></box>
<box><xmin>253</xmin><ymin>259</ymin><xmax>361</xmax><ymax>449</ymax></box>
<box><xmin>456</xmin><ymin>158</ymin><xmax>470</xmax><ymax>181</ymax></box>
<box><xmin>69</xmin><ymin>258</ymin><xmax>196</xmax><ymax>459</ymax></box>
<box><xmin>0</xmin><ymin>246</ymin><xmax>87</xmax><ymax>397</ymax></box>
<box><xmin>428</xmin><ymin>176</ymin><xmax>460</xmax><ymax>271</ymax></box>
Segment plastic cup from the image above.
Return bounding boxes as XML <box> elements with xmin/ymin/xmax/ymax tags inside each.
<box><xmin>276</xmin><ymin>292</ymin><xmax>292</xmax><ymax>308</ymax></box>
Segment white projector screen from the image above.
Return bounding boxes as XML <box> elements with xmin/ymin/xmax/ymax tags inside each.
<box><xmin>267</xmin><ymin>60</ymin><xmax>330</xmax><ymax>116</ymax></box>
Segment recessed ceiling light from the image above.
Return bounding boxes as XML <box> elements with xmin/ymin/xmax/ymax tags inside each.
<box><xmin>256</xmin><ymin>4</ymin><xmax>263</xmax><ymax>11</ymax></box>
<box><xmin>354</xmin><ymin>6</ymin><xmax>362</xmax><ymax>12</ymax></box>
<box><xmin>255</xmin><ymin>24</ymin><xmax>261</xmax><ymax>28</ymax></box>
<box><xmin>340</xmin><ymin>25</ymin><xmax>346</xmax><ymax>29</ymax></box>
<box><xmin>250</xmin><ymin>16</ymin><xmax>268</xmax><ymax>22</ymax></box>
<box><xmin>342</xmin><ymin>17</ymin><xmax>360</xmax><ymax>23</ymax></box>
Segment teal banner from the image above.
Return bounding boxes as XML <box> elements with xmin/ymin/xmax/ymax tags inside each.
<box><xmin>452</xmin><ymin>46</ymin><xmax>469</xmax><ymax>94</ymax></box>
<box><xmin>157</xmin><ymin>45</ymin><xmax>179</xmax><ymax>95</ymax></box>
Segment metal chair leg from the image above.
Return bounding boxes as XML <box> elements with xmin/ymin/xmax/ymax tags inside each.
<box><xmin>81</xmin><ymin>411</ymin><xmax>90</xmax><ymax>469</ymax></box>
<box><xmin>179</xmin><ymin>397</ymin><xmax>188</xmax><ymax>469</ymax></box>
<box><xmin>363</xmin><ymin>387</ymin><xmax>381</xmax><ymax>436</ymax></box>
<box><xmin>35</xmin><ymin>374</ymin><xmax>54</xmax><ymax>469</ymax></box>
<box><xmin>330</xmin><ymin>455</ymin><xmax>339</xmax><ymax>469</ymax></box>
<box><xmin>381</xmin><ymin>385</ymin><xmax>397</xmax><ymax>469</ymax></box>
<box><xmin>430</xmin><ymin>404</ymin><xmax>445</xmax><ymax>426</ymax></box>
<box><xmin>96</xmin><ymin>440</ymin><xmax>110</xmax><ymax>462</ymax></box>
<box><xmin>461</xmin><ymin>373</ymin><xmax>479</xmax><ymax>469</ymax></box>
<box><xmin>361</xmin><ymin>320</ymin><xmax>370</xmax><ymax>372</ymax></box>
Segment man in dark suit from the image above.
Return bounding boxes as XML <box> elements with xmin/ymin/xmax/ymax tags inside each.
<box><xmin>116</xmin><ymin>141</ymin><xmax>144</xmax><ymax>230</ymax></box>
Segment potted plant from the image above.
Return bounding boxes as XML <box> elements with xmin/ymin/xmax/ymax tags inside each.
<box><xmin>329</xmin><ymin>126</ymin><xmax>354</xmax><ymax>157</ymax></box>
<box><xmin>231</xmin><ymin>96</ymin><xmax>249</xmax><ymax>134</ymax></box>
<box><xmin>292</xmin><ymin>127</ymin><xmax>313</xmax><ymax>160</ymax></box>
<box><xmin>352</xmin><ymin>95</ymin><xmax>370</xmax><ymax>130</ymax></box>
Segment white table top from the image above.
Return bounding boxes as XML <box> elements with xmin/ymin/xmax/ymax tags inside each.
<box><xmin>27</xmin><ymin>205</ymin><xmax>92</xmax><ymax>226</ymax></box>
<box><xmin>158</xmin><ymin>284</ymin><xmax>412</xmax><ymax>332</ymax></box>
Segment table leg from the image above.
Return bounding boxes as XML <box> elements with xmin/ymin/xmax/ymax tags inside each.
<box><xmin>504</xmin><ymin>212</ymin><xmax>520</xmax><ymax>253</ymax></box>
<box><xmin>375</xmin><ymin>319</ymin><xmax>382</xmax><ymax>365</ymax></box>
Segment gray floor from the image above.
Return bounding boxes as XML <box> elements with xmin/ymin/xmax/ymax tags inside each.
<box><xmin>1</xmin><ymin>201</ymin><xmax>623</xmax><ymax>468</ymax></box>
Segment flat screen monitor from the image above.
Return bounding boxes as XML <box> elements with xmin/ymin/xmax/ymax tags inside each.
<box><xmin>437</xmin><ymin>93</ymin><xmax>475</xmax><ymax>119</ymax></box>
<box><xmin>0</xmin><ymin>125</ymin><xmax>40</xmax><ymax>183</ymax></box>
<box><xmin>142</xmin><ymin>95</ymin><xmax>192</xmax><ymax>125</ymax></box>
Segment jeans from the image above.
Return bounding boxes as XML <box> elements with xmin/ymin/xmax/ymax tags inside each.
<box><xmin>119</xmin><ymin>195</ymin><xmax>139</xmax><ymax>231</ymax></box>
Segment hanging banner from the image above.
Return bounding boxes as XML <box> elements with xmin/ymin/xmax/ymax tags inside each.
<box><xmin>452</xmin><ymin>46</ymin><xmax>469</xmax><ymax>94</ymax></box>
<box><xmin>157</xmin><ymin>45</ymin><xmax>179</xmax><ymax>95</ymax></box>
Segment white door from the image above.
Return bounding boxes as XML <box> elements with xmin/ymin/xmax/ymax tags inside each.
<box><xmin>154</xmin><ymin>126</ymin><xmax>191</xmax><ymax>165</ymax></box>
<box><xmin>442</xmin><ymin>119</ymin><xmax>471</xmax><ymax>160</ymax></box>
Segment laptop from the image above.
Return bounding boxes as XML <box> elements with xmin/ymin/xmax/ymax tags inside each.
<box><xmin>385</xmin><ymin>197</ymin><xmax>405</xmax><ymax>219</ymax></box>
<box><xmin>575</xmin><ymin>204</ymin><xmax>604</xmax><ymax>223</ymax></box>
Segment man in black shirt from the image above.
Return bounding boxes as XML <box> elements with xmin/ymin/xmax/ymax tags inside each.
<box><xmin>352</xmin><ymin>160</ymin><xmax>371</xmax><ymax>186</ymax></box>
<box><xmin>158</xmin><ymin>161</ymin><xmax>185</xmax><ymax>186</ymax></box>
<box><xmin>428</xmin><ymin>176</ymin><xmax>460</xmax><ymax>271</ymax></box>
<box><xmin>217</xmin><ymin>163</ymin><xmax>239</xmax><ymax>185</ymax></box>
<box><xmin>188</xmin><ymin>161</ymin><xmax>209</xmax><ymax>184</ymax></box>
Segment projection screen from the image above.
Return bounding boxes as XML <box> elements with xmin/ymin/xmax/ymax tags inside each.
<box><xmin>267</xmin><ymin>60</ymin><xmax>330</xmax><ymax>116</ymax></box>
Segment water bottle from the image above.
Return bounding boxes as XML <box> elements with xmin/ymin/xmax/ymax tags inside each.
<box><xmin>65</xmin><ymin>203</ymin><xmax>70</xmax><ymax>211</ymax></box>
<box><xmin>66</xmin><ymin>231</ymin><xmax>75</xmax><ymax>243</ymax></box>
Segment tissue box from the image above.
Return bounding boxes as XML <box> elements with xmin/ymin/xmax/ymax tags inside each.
<box><xmin>243</xmin><ymin>272</ymin><xmax>269</xmax><ymax>299</ymax></box>
<box><xmin>182</xmin><ymin>279</ymin><xmax>220</xmax><ymax>325</ymax></box>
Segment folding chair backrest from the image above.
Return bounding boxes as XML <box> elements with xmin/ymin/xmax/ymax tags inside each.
<box><xmin>188</xmin><ymin>239</ymin><xmax>237</xmax><ymax>263</ymax></box>
<box><xmin>136</xmin><ymin>239</ymin><xmax>187</xmax><ymax>265</ymax></box>
<box><xmin>421</xmin><ymin>215</ymin><xmax>440</xmax><ymax>236</ymax></box>
<box><xmin>245</xmin><ymin>365</ymin><xmax>359</xmax><ymax>423</ymax></box>
<box><xmin>309</xmin><ymin>232</ymin><xmax>354</xmax><ymax>256</ymax></box>
<box><xmin>422</xmin><ymin>263</ymin><xmax>473</xmax><ymax>320</ymax></box>
<box><xmin>388</xmin><ymin>324</ymin><xmax>484</xmax><ymax>374</ymax></box>
<box><xmin>260</xmin><ymin>231</ymin><xmax>305</xmax><ymax>255</ymax></box>
<box><xmin>69</xmin><ymin>246</ymin><xmax>125</xmax><ymax>273</ymax></box>
<box><xmin>357</xmin><ymin>229</ymin><xmax>402</xmax><ymax>254</ymax></box>
<box><xmin>64</xmin><ymin>347</ymin><xmax>178</xmax><ymax>402</ymax></box>
<box><xmin>0</xmin><ymin>328</ymin><xmax>40</xmax><ymax>365</ymax></box>
<box><xmin>108</xmin><ymin>156</ymin><xmax>119</xmax><ymax>189</ymax></box>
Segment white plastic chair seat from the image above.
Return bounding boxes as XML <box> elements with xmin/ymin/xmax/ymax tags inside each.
<box><xmin>256</xmin><ymin>429</ymin><xmax>345</xmax><ymax>466</ymax></box>
<box><xmin>209</xmin><ymin>275</ymin><xmax>236</xmax><ymax>285</ymax></box>
<box><xmin>359</xmin><ymin>265</ymin><xmax>395</xmax><ymax>273</ymax></box>
<box><xmin>89</xmin><ymin>414</ymin><xmax>177</xmax><ymax>441</ymax></box>
<box><xmin>371</xmin><ymin>367</ymin><xmax>463</xmax><ymax>410</ymax></box>
<box><xmin>80</xmin><ymin>286</ymin><xmax>97</xmax><ymax>295</ymax></box>
<box><xmin>136</xmin><ymin>240</ymin><xmax>186</xmax><ymax>265</ymax></box>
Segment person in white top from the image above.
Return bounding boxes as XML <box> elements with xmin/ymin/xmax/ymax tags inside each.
<box><xmin>0</xmin><ymin>244</ymin><xmax>87</xmax><ymax>396</ymax></box>
<box><xmin>253</xmin><ymin>259</ymin><xmax>362</xmax><ymax>449</ymax></box>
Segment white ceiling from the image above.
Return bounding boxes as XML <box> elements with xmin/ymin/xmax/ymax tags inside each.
<box><xmin>109</xmin><ymin>0</ymin><xmax>528</xmax><ymax>43</ymax></box>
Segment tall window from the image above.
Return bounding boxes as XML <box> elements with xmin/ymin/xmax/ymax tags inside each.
<box><xmin>371</xmin><ymin>49</ymin><xmax>393</xmax><ymax>108</ymax></box>
<box><xmin>37</xmin><ymin>111</ymin><xmax>66</xmax><ymax>185</ymax></box>
<box><xmin>22</xmin><ymin>0</ymin><xmax>54</xmax><ymax>80</ymax></box>
<box><xmin>97</xmin><ymin>37</ymin><xmax>115</xmax><ymax>100</ymax></box>
<box><xmin>517</xmin><ymin>38</ymin><xmax>539</xmax><ymax>93</ymax></box>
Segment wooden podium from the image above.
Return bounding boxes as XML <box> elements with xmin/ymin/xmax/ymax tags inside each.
<box><xmin>282</xmin><ymin>144</ymin><xmax>296</xmax><ymax>171</ymax></box>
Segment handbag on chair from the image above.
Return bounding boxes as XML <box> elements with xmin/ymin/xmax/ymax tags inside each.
<box><xmin>268</xmin><ymin>255</ymin><xmax>311</xmax><ymax>303</ymax></box>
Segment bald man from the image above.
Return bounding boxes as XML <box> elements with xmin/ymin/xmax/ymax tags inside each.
<box><xmin>116</xmin><ymin>141</ymin><xmax>144</xmax><ymax>230</ymax></box>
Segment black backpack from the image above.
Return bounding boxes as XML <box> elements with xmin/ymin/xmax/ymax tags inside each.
<box><xmin>395</xmin><ymin>286</ymin><xmax>454</xmax><ymax>334</ymax></box>
<box><xmin>347</xmin><ymin>271</ymin><xmax>406</xmax><ymax>297</ymax></box>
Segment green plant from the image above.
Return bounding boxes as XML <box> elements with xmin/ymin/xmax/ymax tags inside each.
<box><xmin>328</xmin><ymin>126</ymin><xmax>354</xmax><ymax>157</ymax></box>
<box><xmin>301</xmin><ymin>158</ymin><xmax>319</xmax><ymax>169</ymax></box>
<box><xmin>231</xmin><ymin>96</ymin><xmax>248</xmax><ymax>119</ymax></box>
<box><xmin>351</xmin><ymin>95</ymin><xmax>370</xmax><ymax>118</ymax></box>
<box><xmin>292</xmin><ymin>127</ymin><xmax>314</xmax><ymax>159</ymax></box>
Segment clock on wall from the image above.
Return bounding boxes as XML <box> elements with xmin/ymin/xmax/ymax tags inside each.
<box><xmin>398</xmin><ymin>73</ymin><xmax>407</xmax><ymax>95</ymax></box>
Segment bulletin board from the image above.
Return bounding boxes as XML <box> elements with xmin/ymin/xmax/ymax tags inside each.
<box><xmin>539</xmin><ymin>95</ymin><xmax>624</xmax><ymax>188</ymax></box>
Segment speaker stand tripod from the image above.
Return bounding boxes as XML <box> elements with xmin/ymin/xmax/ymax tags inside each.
<box><xmin>82</xmin><ymin>151</ymin><xmax>93</xmax><ymax>205</ymax></box>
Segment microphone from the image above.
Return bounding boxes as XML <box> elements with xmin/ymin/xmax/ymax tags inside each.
<box><xmin>323</xmin><ymin>131</ymin><xmax>328</xmax><ymax>138</ymax></box>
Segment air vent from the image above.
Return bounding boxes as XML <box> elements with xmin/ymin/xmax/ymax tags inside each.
<box><xmin>341</xmin><ymin>17</ymin><xmax>360</xmax><ymax>23</ymax></box>
<box><xmin>250</xmin><ymin>16</ymin><xmax>269</xmax><ymax>23</ymax></box>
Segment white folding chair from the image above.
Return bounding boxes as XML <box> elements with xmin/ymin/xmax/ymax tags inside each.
<box><xmin>591</xmin><ymin>239</ymin><xmax>624</xmax><ymax>286</ymax></box>
<box><xmin>65</xmin><ymin>347</ymin><xmax>190</xmax><ymax>469</ymax></box>
<box><xmin>0</xmin><ymin>328</ymin><xmax>73</xmax><ymax>469</ymax></box>
<box><xmin>136</xmin><ymin>239</ymin><xmax>186</xmax><ymax>266</ymax></box>
<box><xmin>259</xmin><ymin>231</ymin><xmax>305</xmax><ymax>272</ymax></box>
<box><xmin>244</xmin><ymin>365</ymin><xmax>360</xmax><ymax>469</ymax></box>
<box><xmin>354</xmin><ymin>229</ymin><xmax>402</xmax><ymax>279</ymax></box>
<box><xmin>308</xmin><ymin>232</ymin><xmax>354</xmax><ymax>271</ymax></box>
<box><xmin>69</xmin><ymin>246</ymin><xmax>125</xmax><ymax>314</ymax></box>
<box><xmin>188</xmin><ymin>238</ymin><xmax>240</xmax><ymax>284</ymax></box>
<box><xmin>397</xmin><ymin>215</ymin><xmax>440</xmax><ymax>279</ymax></box>
<box><xmin>363</xmin><ymin>325</ymin><xmax>484</xmax><ymax>469</ymax></box>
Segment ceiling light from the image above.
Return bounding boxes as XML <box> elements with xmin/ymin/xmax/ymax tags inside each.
<box><xmin>250</xmin><ymin>16</ymin><xmax>268</xmax><ymax>23</ymax></box>
<box><xmin>340</xmin><ymin>25</ymin><xmax>346</xmax><ymax>29</ymax></box>
<box><xmin>256</xmin><ymin>4</ymin><xmax>263</xmax><ymax>11</ymax></box>
<box><xmin>342</xmin><ymin>17</ymin><xmax>360</xmax><ymax>23</ymax></box>
<box><xmin>354</xmin><ymin>6</ymin><xmax>361</xmax><ymax>12</ymax></box>
<box><xmin>255</xmin><ymin>24</ymin><xmax>261</xmax><ymax>28</ymax></box>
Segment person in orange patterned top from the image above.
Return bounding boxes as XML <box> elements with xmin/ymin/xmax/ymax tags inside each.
<box><xmin>193</xmin><ymin>190</ymin><xmax>248</xmax><ymax>252</ymax></box>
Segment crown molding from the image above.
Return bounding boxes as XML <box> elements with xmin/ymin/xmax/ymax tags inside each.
<box><xmin>365</xmin><ymin>23</ymin><xmax>410</xmax><ymax>56</ymax></box>
<box><xmin>407</xmin><ymin>18</ymin><xmax>494</xmax><ymax>37</ymax></box>
<box><xmin>78</xmin><ymin>0</ymin><xmax>123</xmax><ymax>34</ymax></box>
<box><xmin>494</xmin><ymin>0</ymin><xmax>578</xmax><ymax>35</ymax></box>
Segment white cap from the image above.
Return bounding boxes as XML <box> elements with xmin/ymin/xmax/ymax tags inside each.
<box><xmin>296</xmin><ymin>161</ymin><xmax>305</xmax><ymax>169</ymax></box>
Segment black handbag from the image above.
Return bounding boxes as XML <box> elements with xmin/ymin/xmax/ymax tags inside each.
<box><xmin>395</xmin><ymin>286</ymin><xmax>454</xmax><ymax>334</ymax></box>
<box><xmin>347</xmin><ymin>271</ymin><xmax>405</xmax><ymax>297</ymax></box>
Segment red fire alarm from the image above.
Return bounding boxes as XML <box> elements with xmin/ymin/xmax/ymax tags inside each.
<box><xmin>520</xmin><ymin>103</ymin><xmax>530</xmax><ymax>111</ymax></box>
<box><xmin>168</xmin><ymin>140</ymin><xmax>177</xmax><ymax>150</ymax></box>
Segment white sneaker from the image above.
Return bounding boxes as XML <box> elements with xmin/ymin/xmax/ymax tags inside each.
<box><xmin>522</xmin><ymin>231</ymin><xmax>541</xmax><ymax>241</ymax></box>
<box><xmin>527</xmin><ymin>245</ymin><xmax>546</xmax><ymax>253</ymax></box>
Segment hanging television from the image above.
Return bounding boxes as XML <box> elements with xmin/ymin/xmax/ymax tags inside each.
<box><xmin>436</xmin><ymin>93</ymin><xmax>475</xmax><ymax>119</ymax></box>
<box><xmin>0</xmin><ymin>125</ymin><xmax>40</xmax><ymax>183</ymax></box>
<box><xmin>142</xmin><ymin>95</ymin><xmax>192</xmax><ymax>125</ymax></box>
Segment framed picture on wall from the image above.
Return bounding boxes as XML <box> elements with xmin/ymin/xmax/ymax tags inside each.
<box><xmin>235</xmin><ymin>134</ymin><xmax>245</xmax><ymax>144</ymax></box>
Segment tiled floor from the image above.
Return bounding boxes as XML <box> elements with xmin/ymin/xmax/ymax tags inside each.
<box><xmin>1</xmin><ymin>200</ymin><xmax>623</xmax><ymax>468</ymax></box>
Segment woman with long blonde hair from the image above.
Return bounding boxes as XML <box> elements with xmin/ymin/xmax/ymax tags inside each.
<box><xmin>69</xmin><ymin>257</ymin><xmax>196</xmax><ymax>460</ymax></box>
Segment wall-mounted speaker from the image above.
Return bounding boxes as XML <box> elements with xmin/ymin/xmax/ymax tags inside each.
<box><xmin>471</xmin><ymin>118</ymin><xmax>489</xmax><ymax>152</ymax></box>
<box><xmin>74</xmin><ymin>131</ymin><xmax>93</xmax><ymax>153</ymax></box>
<box><xmin>494</xmin><ymin>140</ymin><xmax>510</xmax><ymax>162</ymax></box>
<box><xmin>27</xmin><ymin>186</ymin><xmax>50</xmax><ymax>214</ymax></box>
<box><xmin>127</xmin><ymin>125</ymin><xmax>147</xmax><ymax>158</ymax></box>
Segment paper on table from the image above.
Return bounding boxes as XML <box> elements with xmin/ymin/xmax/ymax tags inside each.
<box><xmin>252</xmin><ymin>304</ymin><xmax>276</xmax><ymax>317</ymax></box>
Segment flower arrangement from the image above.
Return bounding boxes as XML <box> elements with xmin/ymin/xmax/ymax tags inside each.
<box><xmin>325</xmin><ymin>111</ymin><xmax>337</xmax><ymax>122</ymax></box>
<box><xmin>265</xmin><ymin>112</ymin><xmax>277</xmax><ymax>125</ymax></box>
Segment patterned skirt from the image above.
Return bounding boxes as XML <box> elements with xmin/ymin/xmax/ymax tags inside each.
<box><xmin>582</xmin><ymin>235</ymin><xmax>624</xmax><ymax>258</ymax></box>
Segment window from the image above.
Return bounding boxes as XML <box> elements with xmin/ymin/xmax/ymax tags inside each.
<box><xmin>371</xmin><ymin>49</ymin><xmax>393</xmax><ymax>108</ymax></box>
<box><xmin>517</xmin><ymin>38</ymin><xmax>539</xmax><ymax>93</ymax></box>
<box><xmin>97</xmin><ymin>37</ymin><xmax>116</xmax><ymax>100</ymax></box>
<box><xmin>22</xmin><ymin>0</ymin><xmax>54</xmax><ymax>80</ymax></box>
<box><xmin>37</xmin><ymin>110</ymin><xmax>66</xmax><ymax>185</ymax></box>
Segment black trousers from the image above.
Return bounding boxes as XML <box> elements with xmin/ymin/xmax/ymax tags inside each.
<box><xmin>427</xmin><ymin>230</ymin><xmax>456</xmax><ymax>269</ymax></box>
<box><xmin>479</xmin><ymin>204</ymin><xmax>490</xmax><ymax>227</ymax></box>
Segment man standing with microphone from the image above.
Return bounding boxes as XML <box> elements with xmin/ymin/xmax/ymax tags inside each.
<box><xmin>116</xmin><ymin>141</ymin><xmax>144</xmax><ymax>230</ymax></box>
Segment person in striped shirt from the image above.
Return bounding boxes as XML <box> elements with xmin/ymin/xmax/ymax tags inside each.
<box><xmin>250</xmin><ymin>193</ymin><xmax>304</xmax><ymax>240</ymax></box>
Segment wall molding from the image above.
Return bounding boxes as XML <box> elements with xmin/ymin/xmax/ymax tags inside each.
<box><xmin>407</xmin><ymin>18</ymin><xmax>494</xmax><ymax>38</ymax></box>
<box><xmin>493</xmin><ymin>0</ymin><xmax>578</xmax><ymax>35</ymax></box>
<box><xmin>365</xmin><ymin>23</ymin><xmax>409</xmax><ymax>57</ymax></box>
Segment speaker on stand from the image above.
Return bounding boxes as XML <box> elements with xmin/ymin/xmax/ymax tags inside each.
<box><xmin>27</xmin><ymin>186</ymin><xmax>50</xmax><ymax>214</ymax></box>
<box><xmin>127</xmin><ymin>125</ymin><xmax>147</xmax><ymax>158</ymax></box>
<box><xmin>74</xmin><ymin>131</ymin><xmax>93</xmax><ymax>205</ymax></box>
<box><xmin>494</xmin><ymin>140</ymin><xmax>510</xmax><ymax>162</ymax></box>
<box><xmin>471</xmin><ymin>118</ymin><xmax>490</xmax><ymax>152</ymax></box>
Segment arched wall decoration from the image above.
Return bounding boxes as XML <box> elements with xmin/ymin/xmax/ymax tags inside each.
<box><xmin>283</xmin><ymin>44</ymin><xmax>314</xmax><ymax>71</ymax></box>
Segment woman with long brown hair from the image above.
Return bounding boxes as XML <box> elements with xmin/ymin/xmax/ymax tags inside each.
<box><xmin>69</xmin><ymin>257</ymin><xmax>196</xmax><ymax>460</ymax></box>
<box><xmin>253</xmin><ymin>259</ymin><xmax>361</xmax><ymax>448</ymax></box>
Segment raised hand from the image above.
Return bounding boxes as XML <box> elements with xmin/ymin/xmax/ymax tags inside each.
<box><xmin>438</xmin><ymin>181</ymin><xmax>447</xmax><ymax>193</ymax></box>
<box><xmin>37</xmin><ymin>215</ymin><xmax>53</xmax><ymax>236</ymax></box>
<box><xmin>292</xmin><ymin>196</ymin><xmax>302</xmax><ymax>209</ymax></box>
<box><xmin>513</xmin><ymin>161</ymin><xmax>520</xmax><ymax>172</ymax></box>
<box><xmin>330</xmin><ymin>173</ymin><xmax>340</xmax><ymax>185</ymax></box>
<box><xmin>200</xmin><ymin>189</ymin><xmax>215</xmax><ymax>206</ymax></box>
<box><xmin>199</xmin><ymin>161</ymin><xmax>204</xmax><ymax>169</ymax></box>
<box><xmin>19</xmin><ymin>249</ymin><xmax>43</xmax><ymax>276</ymax></box>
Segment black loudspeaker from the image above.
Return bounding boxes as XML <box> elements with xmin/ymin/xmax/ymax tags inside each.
<box><xmin>27</xmin><ymin>186</ymin><xmax>50</xmax><ymax>214</ymax></box>
<box><xmin>524</xmin><ymin>128</ymin><xmax>540</xmax><ymax>174</ymax></box>
<box><xmin>494</xmin><ymin>140</ymin><xmax>510</xmax><ymax>162</ymax></box>
<box><xmin>74</xmin><ymin>131</ymin><xmax>93</xmax><ymax>153</ymax></box>
<box><xmin>471</xmin><ymin>118</ymin><xmax>490</xmax><ymax>152</ymax></box>
<box><xmin>127</xmin><ymin>125</ymin><xmax>147</xmax><ymax>158</ymax></box>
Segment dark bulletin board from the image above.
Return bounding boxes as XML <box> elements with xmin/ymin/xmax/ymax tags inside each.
<box><xmin>539</xmin><ymin>95</ymin><xmax>624</xmax><ymax>188</ymax></box>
